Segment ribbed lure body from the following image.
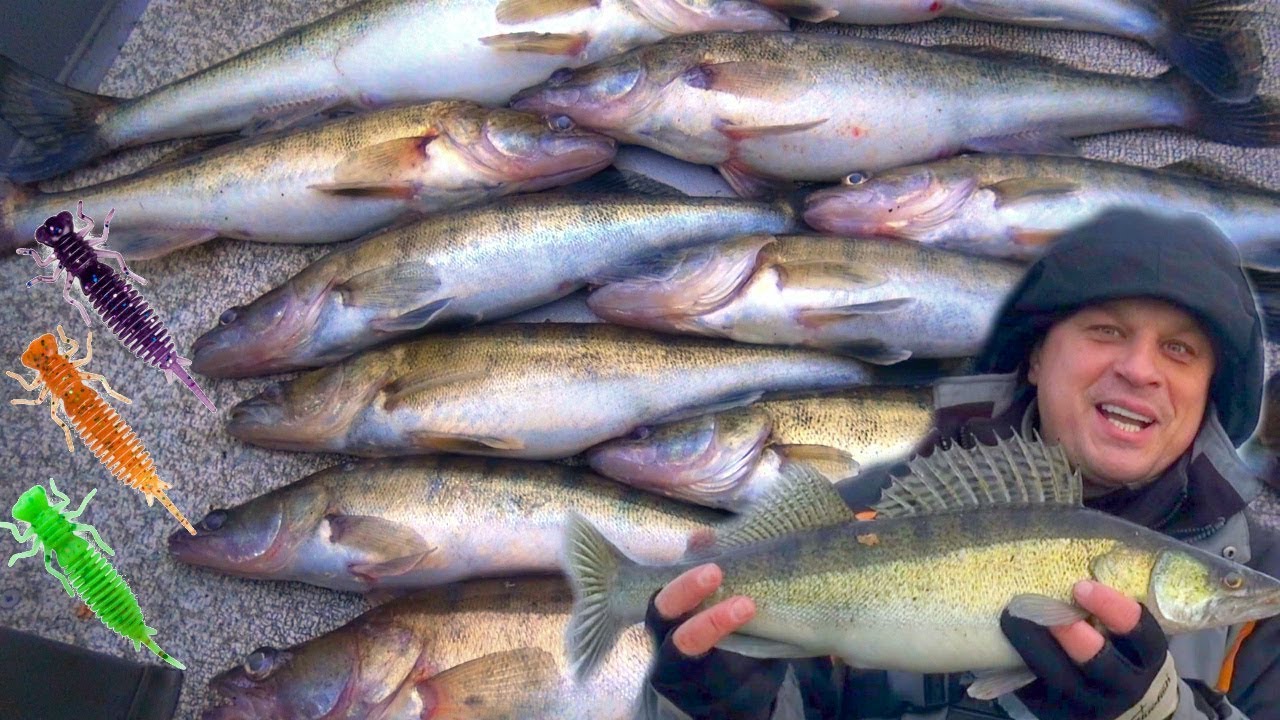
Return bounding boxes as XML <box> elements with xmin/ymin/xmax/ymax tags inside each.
<box><xmin>0</xmin><ymin>482</ymin><xmax>184</xmax><ymax>669</ymax></box>
<box><xmin>7</xmin><ymin>328</ymin><xmax>195</xmax><ymax>534</ymax></box>
<box><xmin>18</xmin><ymin>205</ymin><xmax>215</xmax><ymax>413</ymax></box>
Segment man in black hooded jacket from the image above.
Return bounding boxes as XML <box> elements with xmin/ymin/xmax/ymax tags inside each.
<box><xmin>641</xmin><ymin>208</ymin><xmax>1280</xmax><ymax>720</ymax></box>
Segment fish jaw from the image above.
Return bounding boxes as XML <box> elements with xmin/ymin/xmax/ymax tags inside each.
<box><xmin>510</xmin><ymin>49</ymin><xmax>677</xmax><ymax>134</ymax></box>
<box><xmin>205</xmin><ymin>639</ymin><xmax>358</xmax><ymax>720</ymax></box>
<box><xmin>168</xmin><ymin>483</ymin><xmax>330</xmax><ymax>579</ymax></box>
<box><xmin>192</xmin><ymin>276</ymin><xmax>337</xmax><ymax>378</ymax></box>
<box><xmin>804</xmin><ymin>168</ymin><xmax>977</xmax><ymax>241</ymax></box>
<box><xmin>227</xmin><ymin>363</ymin><xmax>386</xmax><ymax>451</ymax></box>
<box><xmin>1151</xmin><ymin>549</ymin><xmax>1280</xmax><ymax>632</ymax></box>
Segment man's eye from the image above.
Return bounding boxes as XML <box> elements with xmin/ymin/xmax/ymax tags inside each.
<box><xmin>1090</xmin><ymin>325</ymin><xmax>1121</xmax><ymax>338</ymax></box>
<box><xmin>1165</xmin><ymin>340</ymin><xmax>1192</xmax><ymax>356</ymax></box>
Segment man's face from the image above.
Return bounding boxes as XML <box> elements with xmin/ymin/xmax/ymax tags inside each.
<box><xmin>1028</xmin><ymin>298</ymin><xmax>1216</xmax><ymax>491</ymax></box>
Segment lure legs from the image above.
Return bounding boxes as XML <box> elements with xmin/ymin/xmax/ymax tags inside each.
<box><xmin>78</xmin><ymin>203</ymin><xmax>146</xmax><ymax>286</ymax></box>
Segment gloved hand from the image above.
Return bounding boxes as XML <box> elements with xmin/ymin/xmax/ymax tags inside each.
<box><xmin>999</xmin><ymin>580</ymin><xmax>1180</xmax><ymax>720</ymax></box>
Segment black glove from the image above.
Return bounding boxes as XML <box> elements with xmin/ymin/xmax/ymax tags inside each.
<box><xmin>645</xmin><ymin>590</ymin><xmax>788</xmax><ymax>720</ymax></box>
<box><xmin>999</xmin><ymin>604</ymin><xmax>1180</xmax><ymax>720</ymax></box>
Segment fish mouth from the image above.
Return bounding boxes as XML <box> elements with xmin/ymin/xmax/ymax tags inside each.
<box><xmin>192</xmin><ymin>283</ymin><xmax>331</xmax><ymax>378</ymax></box>
<box><xmin>804</xmin><ymin>173</ymin><xmax>975</xmax><ymax>240</ymax></box>
<box><xmin>203</xmin><ymin>669</ymin><xmax>282</xmax><ymax>720</ymax></box>
<box><xmin>167</xmin><ymin>505</ymin><xmax>286</xmax><ymax>576</ymax></box>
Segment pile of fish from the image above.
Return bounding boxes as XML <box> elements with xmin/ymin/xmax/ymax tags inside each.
<box><xmin>3</xmin><ymin>0</ymin><xmax>1280</xmax><ymax>717</ymax></box>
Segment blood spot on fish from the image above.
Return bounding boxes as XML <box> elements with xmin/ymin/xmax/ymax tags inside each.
<box><xmin>687</xmin><ymin>528</ymin><xmax>718</xmax><ymax>554</ymax></box>
<box><xmin>848</xmin><ymin>126</ymin><xmax>865</xmax><ymax>139</ymax></box>
<box><xmin>928</xmin><ymin>1</ymin><xmax>941</xmax><ymax>12</ymax></box>
<box><xmin>856</xmin><ymin>533</ymin><xmax>879</xmax><ymax>546</ymax></box>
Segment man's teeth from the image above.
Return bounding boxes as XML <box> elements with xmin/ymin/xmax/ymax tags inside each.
<box><xmin>1099</xmin><ymin>403</ymin><xmax>1153</xmax><ymax>433</ymax></box>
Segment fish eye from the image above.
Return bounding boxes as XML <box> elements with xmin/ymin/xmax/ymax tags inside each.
<box><xmin>549</xmin><ymin>68</ymin><xmax>574</xmax><ymax>85</ymax></box>
<box><xmin>547</xmin><ymin>115</ymin><xmax>576</xmax><ymax>132</ymax></box>
<box><xmin>243</xmin><ymin>647</ymin><xmax>282</xmax><ymax>680</ymax></box>
<box><xmin>843</xmin><ymin>171</ymin><xmax>870</xmax><ymax>186</ymax></box>
<box><xmin>1223</xmin><ymin>571</ymin><xmax>1244</xmax><ymax>590</ymax></box>
<box><xmin>199</xmin><ymin>509</ymin><xmax>228</xmax><ymax>531</ymax></box>
<box><xmin>219</xmin><ymin>308</ymin><xmax>240</xmax><ymax>325</ymax></box>
<box><xmin>263</xmin><ymin>384</ymin><xmax>284</xmax><ymax>403</ymax></box>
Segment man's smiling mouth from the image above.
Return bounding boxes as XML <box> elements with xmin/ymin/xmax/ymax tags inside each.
<box><xmin>1098</xmin><ymin>403</ymin><xmax>1155</xmax><ymax>434</ymax></box>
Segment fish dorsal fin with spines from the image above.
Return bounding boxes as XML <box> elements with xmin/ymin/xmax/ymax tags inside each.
<box><xmin>872</xmin><ymin>433</ymin><xmax>1081</xmax><ymax>519</ymax></box>
<box><xmin>711</xmin><ymin>460</ymin><xmax>854</xmax><ymax>552</ymax></box>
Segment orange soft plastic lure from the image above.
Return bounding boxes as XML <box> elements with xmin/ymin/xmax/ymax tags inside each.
<box><xmin>7</xmin><ymin>326</ymin><xmax>195</xmax><ymax>535</ymax></box>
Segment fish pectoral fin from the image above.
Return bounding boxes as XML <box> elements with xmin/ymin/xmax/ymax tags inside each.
<box><xmin>244</xmin><ymin>95</ymin><xmax>347</xmax><ymax>136</ymax></box>
<box><xmin>495</xmin><ymin>0</ymin><xmax>599</xmax><ymax>23</ymax></box>
<box><xmin>822</xmin><ymin>339</ymin><xmax>915</xmax><ymax>366</ymax></box>
<box><xmin>478</xmin><ymin>32</ymin><xmax>589</xmax><ymax>56</ymax></box>
<box><xmin>1009</xmin><ymin>227</ymin><xmax>1061</xmax><ymax>248</ymax></box>
<box><xmin>313</xmin><ymin>136</ymin><xmax>437</xmax><ymax>197</ymax></box>
<box><xmin>714</xmin><ymin>458</ymin><xmax>852</xmax><ymax>552</ymax></box>
<box><xmin>799</xmin><ymin>297</ymin><xmax>916</xmax><ymax>321</ymax></box>
<box><xmin>329</xmin><ymin>514</ymin><xmax>440</xmax><ymax>582</ymax></box>
<box><xmin>406</xmin><ymin>430</ymin><xmax>527</xmax><ymax>453</ymax></box>
<box><xmin>411</xmin><ymin>648</ymin><xmax>559</xmax><ymax>720</ymax></box>
<box><xmin>962</xmin><ymin>131</ymin><xmax>1078</xmax><ymax>157</ymax></box>
<box><xmin>966</xmin><ymin>668</ymin><xmax>1038</xmax><ymax>700</ymax></box>
<box><xmin>381</xmin><ymin>367</ymin><xmax>490</xmax><ymax>411</ymax></box>
<box><xmin>772</xmin><ymin>444</ymin><xmax>860</xmax><ymax>482</ymax></box>
<box><xmin>684</xmin><ymin>62</ymin><xmax>810</xmax><ymax>101</ymax></box>
<box><xmin>337</xmin><ymin>259</ymin><xmax>443</xmax><ymax>309</ymax></box>
<box><xmin>372</xmin><ymin>298</ymin><xmax>455</xmax><ymax>333</ymax></box>
<box><xmin>716</xmin><ymin>118</ymin><xmax>827</xmax><ymax>141</ymax></box>
<box><xmin>715</xmin><ymin>633</ymin><xmax>815</xmax><ymax>659</ymax></box>
<box><xmin>112</xmin><ymin>229</ymin><xmax>219</xmax><ymax>261</ymax></box>
<box><xmin>1006</xmin><ymin>593</ymin><xmax>1089</xmax><ymax>626</ymax></box>
<box><xmin>589</xmin><ymin>236</ymin><xmax>773</xmax><ymax>317</ymax></box>
<box><xmin>984</xmin><ymin>177</ymin><xmax>1082</xmax><ymax>207</ymax></box>
<box><xmin>718</xmin><ymin>160</ymin><xmax>792</xmax><ymax>200</ymax></box>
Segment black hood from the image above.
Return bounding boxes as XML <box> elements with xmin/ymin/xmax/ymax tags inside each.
<box><xmin>976</xmin><ymin>208</ymin><xmax>1264</xmax><ymax>445</ymax></box>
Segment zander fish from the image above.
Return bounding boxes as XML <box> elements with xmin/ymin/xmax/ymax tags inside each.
<box><xmin>770</xmin><ymin>0</ymin><xmax>1263</xmax><ymax>101</ymax></box>
<box><xmin>168</xmin><ymin>456</ymin><xmax>727</xmax><ymax>592</ymax></box>
<box><xmin>189</xmin><ymin>194</ymin><xmax>794</xmax><ymax>377</ymax></box>
<box><xmin>0</xmin><ymin>103</ymin><xmax>616</xmax><ymax>259</ymax></box>
<box><xmin>803</xmin><ymin>154</ymin><xmax>1280</xmax><ymax>269</ymax></box>
<box><xmin>585</xmin><ymin>388</ymin><xmax>935</xmax><ymax>510</ymax></box>
<box><xmin>586</xmin><ymin>234</ymin><xmax>1024</xmax><ymax>363</ymax></box>
<box><xmin>0</xmin><ymin>0</ymin><xmax>786</xmax><ymax>182</ymax></box>
<box><xmin>202</xmin><ymin>577</ymin><xmax>653</xmax><ymax>720</ymax></box>
<box><xmin>563</xmin><ymin>434</ymin><xmax>1280</xmax><ymax>698</ymax></box>
<box><xmin>225</xmin><ymin>323</ymin><xmax>913</xmax><ymax>459</ymax></box>
<box><xmin>511</xmin><ymin>31</ymin><xmax>1280</xmax><ymax>197</ymax></box>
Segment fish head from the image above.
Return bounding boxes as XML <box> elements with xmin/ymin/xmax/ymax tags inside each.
<box><xmin>1149</xmin><ymin>548</ymin><xmax>1280</xmax><ymax>632</ymax></box>
<box><xmin>168</xmin><ymin>482</ymin><xmax>331</xmax><ymax>577</ymax></box>
<box><xmin>11</xmin><ymin>485</ymin><xmax>49</xmax><ymax>524</ymax></box>
<box><xmin>418</xmin><ymin>105</ymin><xmax>616</xmax><ymax>202</ymax></box>
<box><xmin>19</xmin><ymin>332</ymin><xmax>59</xmax><ymax>371</ymax></box>
<box><xmin>803</xmin><ymin>165</ymin><xmax>979</xmax><ymax>240</ymax></box>
<box><xmin>191</xmin><ymin>280</ymin><xmax>326</xmax><ymax>378</ymax></box>
<box><xmin>626</xmin><ymin>0</ymin><xmax>788</xmax><ymax>34</ymax></box>
<box><xmin>33</xmin><ymin>211</ymin><xmax>75</xmax><ymax>247</ymax></box>
<box><xmin>511</xmin><ymin>44</ymin><xmax>693</xmax><ymax>132</ymax></box>
<box><xmin>226</xmin><ymin>361</ymin><xmax>388</xmax><ymax>451</ymax></box>
<box><xmin>204</xmin><ymin>637</ymin><xmax>356</xmax><ymax>720</ymax></box>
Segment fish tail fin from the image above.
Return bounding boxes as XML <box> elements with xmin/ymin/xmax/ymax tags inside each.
<box><xmin>563</xmin><ymin>512</ymin><xmax>634</xmax><ymax>682</ymax></box>
<box><xmin>0</xmin><ymin>178</ymin><xmax>36</xmax><ymax>253</ymax></box>
<box><xmin>1166</xmin><ymin>67</ymin><xmax>1280</xmax><ymax>147</ymax></box>
<box><xmin>1159</xmin><ymin>1</ymin><xmax>1264</xmax><ymax>101</ymax></box>
<box><xmin>0</xmin><ymin>55</ymin><xmax>116</xmax><ymax>182</ymax></box>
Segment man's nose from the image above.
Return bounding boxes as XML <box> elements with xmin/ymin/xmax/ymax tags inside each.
<box><xmin>1113</xmin><ymin>338</ymin><xmax>1162</xmax><ymax>386</ymax></box>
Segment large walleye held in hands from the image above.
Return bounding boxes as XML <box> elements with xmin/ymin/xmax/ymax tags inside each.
<box><xmin>168</xmin><ymin>456</ymin><xmax>728</xmax><ymax>592</ymax></box>
<box><xmin>0</xmin><ymin>103</ymin><xmax>616</xmax><ymax>259</ymax></box>
<box><xmin>563</xmin><ymin>435</ymin><xmax>1280</xmax><ymax>696</ymax></box>
<box><xmin>586</xmin><ymin>388</ymin><xmax>935</xmax><ymax>510</ymax></box>
<box><xmin>190</xmin><ymin>194</ymin><xmax>795</xmax><ymax>378</ymax></box>
<box><xmin>771</xmin><ymin>0</ymin><xmax>1264</xmax><ymax>102</ymax></box>
<box><xmin>587</xmin><ymin>234</ymin><xmax>1024</xmax><ymax>363</ymax></box>
<box><xmin>225</xmin><ymin>323</ymin><xmax>910</xmax><ymax>459</ymax></box>
<box><xmin>803</xmin><ymin>154</ymin><xmax>1280</xmax><ymax>269</ymax></box>
<box><xmin>202</xmin><ymin>578</ymin><xmax>652</xmax><ymax>720</ymax></box>
<box><xmin>0</xmin><ymin>0</ymin><xmax>786</xmax><ymax>182</ymax></box>
<box><xmin>511</xmin><ymin>31</ymin><xmax>1280</xmax><ymax>197</ymax></box>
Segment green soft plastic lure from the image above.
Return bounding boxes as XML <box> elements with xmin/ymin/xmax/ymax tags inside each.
<box><xmin>0</xmin><ymin>480</ymin><xmax>184</xmax><ymax>669</ymax></box>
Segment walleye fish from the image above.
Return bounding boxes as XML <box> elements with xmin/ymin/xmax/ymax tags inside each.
<box><xmin>563</xmin><ymin>434</ymin><xmax>1280</xmax><ymax>696</ymax></box>
<box><xmin>168</xmin><ymin>456</ymin><xmax>727</xmax><ymax>592</ymax></box>
<box><xmin>773</xmin><ymin>0</ymin><xmax>1263</xmax><ymax>101</ymax></box>
<box><xmin>803</xmin><ymin>154</ymin><xmax>1280</xmax><ymax>269</ymax></box>
<box><xmin>225</xmin><ymin>323</ymin><xmax>913</xmax><ymax>459</ymax></box>
<box><xmin>585</xmin><ymin>388</ymin><xmax>934</xmax><ymax>510</ymax></box>
<box><xmin>587</xmin><ymin>234</ymin><xmax>1024</xmax><ymax>363</ymax></box>
<box><xmin>0</xmin><ymin>0</ymin><xmax>786</xmax><ymax>183</ymax></box>
<box><xmin>203</xmin><ymin>577</ymin><xmax>652</xmax><ymax>720</ymax></box>
<box><xmin>189</xmin><ymin>194</ymin><xmax>795</xmax><ymax>377</ymax></box>
<box><xmin>0</xmin><ymin>103</ymin><xmax>616</xmax><ymax>259</ymax></box>
<box><xmin>510</xmin><ymin>31</ymin><xmax>1280</xmax><ymax>197</ymax></box>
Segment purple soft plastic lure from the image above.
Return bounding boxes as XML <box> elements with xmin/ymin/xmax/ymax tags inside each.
<box><xmin>17</xmin><ymin>203</ymin><xmax>216</xmax><ymax>413</ymax></box>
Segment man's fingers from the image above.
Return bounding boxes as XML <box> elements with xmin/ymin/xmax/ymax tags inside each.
<box><xmin>671</xmin><ymin>596</ymin><xmax>757</xmax><ymax>657</ymax></box>
<box><xmin>1048</xmin><ymin>619</ymin><xmax>1105</xmax><ymax>665</ymax></box>
<box><xmin>654</xmin><ymin>563</ymin><xmax>723</xmax><ymax>620</ymax></box>
<box><xmin>1074</xmin><ymin>580</ymin><xmax>1142</xmax><ymax>634</ymax></box>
